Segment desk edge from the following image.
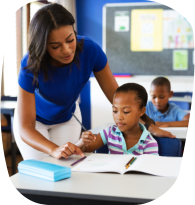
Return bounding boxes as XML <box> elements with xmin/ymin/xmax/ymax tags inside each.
<box><xmin>17</xmin><ymin>189</ymin><xmax>154</xmax><ymax>204</ymax></box>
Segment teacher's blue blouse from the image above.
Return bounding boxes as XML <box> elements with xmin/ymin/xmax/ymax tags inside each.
<box><xmin>18</xmin><ymin>36</ymin><xmax>107</xmax><ymax>125</ymax></box>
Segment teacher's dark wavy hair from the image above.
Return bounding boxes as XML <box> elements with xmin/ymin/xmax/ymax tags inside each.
<box><xmin>24</xmin><ymin>3</ymin><xmax>84</xmax><ymax>84</ymax></box>
<box><xmin>115</xmin><ymin>83</ymin><xmax>155</xmax><ymax>126</ymax></box>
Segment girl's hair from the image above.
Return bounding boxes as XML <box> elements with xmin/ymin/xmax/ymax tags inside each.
<box><xmin>24</xmin><ymin>3</ymin><xmax>84</xmax><ymax>84</ymax></box>
<box><xmin>115</xmin><ymin>83</ymin><xmax>155</xmax><ymax>125</ymax></box>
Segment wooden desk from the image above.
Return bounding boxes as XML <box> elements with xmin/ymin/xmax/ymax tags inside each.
<box><xmin>1</xmin><ymin>100</ymin><xmax>17</xmax><ymax>175</ymax></box>
<box><xmin>10</xmin><ymin>153</ymin><xmax>177</xmax><ymax>205</ymax></box>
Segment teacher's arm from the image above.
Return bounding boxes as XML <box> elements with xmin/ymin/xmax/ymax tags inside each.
<box><xmin>93</xmin><ymin>62</ymin><xmax>119</xmax><ymax>104</ymax></box>
<box><xmin>18</xmin><ymin>87</ymin><xmax>84</xmax><ymax>159</ymax></box>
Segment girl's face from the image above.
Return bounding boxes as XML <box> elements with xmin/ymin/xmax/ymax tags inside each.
<box><xmin>112</xmin><ymin>92</ymin><xmax>146</xmax><ymax>133</ymax></box>
<box><xmin>46</xmin><ymin>25</ymin><xmax>76</xmax><ymax>67</ymax></box>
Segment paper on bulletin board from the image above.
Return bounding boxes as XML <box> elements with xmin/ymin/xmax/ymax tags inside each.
<box><xmin>131</xmin><ymin>9</ymin><xmax>163</xmax><ymax>51</ymax></box>
<box><xmin>115</xmin><ymin>11</ymin><xmax>129</xmax><ymax>32</ymax></box>
<box><xmin>173</xmin><ymin>50</ymin><xmax>188</xmax><ymax>70</ymax></box>
<box><xmin>163</xmin><ymin>10</ymin><xmax>194</xmax><ymax>49</ymax></box>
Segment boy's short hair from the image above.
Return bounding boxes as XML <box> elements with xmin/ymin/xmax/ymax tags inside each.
<box><xmin>151</xmin><ymin>77</ymin><xmax>171</xmax><ymax>91</ymax></box>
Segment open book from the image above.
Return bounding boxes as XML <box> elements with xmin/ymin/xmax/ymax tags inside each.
<box><xmin>72</xmin><ymin>154</ymin><xmax>182</xmax><ymax>177</ymax></box>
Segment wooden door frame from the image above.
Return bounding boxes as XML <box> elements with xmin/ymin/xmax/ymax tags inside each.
<box><xmin>16</xmin><ymin>8</ymin><xmax>22</xmax><ymax>75</ymax></box>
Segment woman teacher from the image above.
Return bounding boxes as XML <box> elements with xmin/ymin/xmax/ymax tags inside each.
<box><xmin>14</xmin><ymin>3</ymin><xmax>174</xmax><ymax>161</ymax></box>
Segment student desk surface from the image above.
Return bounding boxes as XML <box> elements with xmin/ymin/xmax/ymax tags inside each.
<box><xmin>10</xmin><ymin>153</ymin><xmax>177</xmax><ymax>205</ymax></box>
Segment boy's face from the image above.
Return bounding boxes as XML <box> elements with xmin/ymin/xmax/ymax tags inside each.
<box><xmin>150</xmin><ymin>85</ymin><xmax>173</xmax><ymax>113</ymax></box>
<box><xmin>112</xmin><ymin>92</ymin><xmax>145</xmax><ymax>133</ymax></box>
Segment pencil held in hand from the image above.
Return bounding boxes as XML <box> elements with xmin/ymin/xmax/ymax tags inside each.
<box><xmin>71</xmin><ymin>112</ymin><xmax>87</xmax><ymax>131</ymax></box>
<box><xmin>81</xmin><ymin>131</ymin><xmax>96</xmax><ymax>146</ymax></box>
<box><xmin>71</xmin><ymin>112</ymin><xmax>96</xmax><ymax>144</ymax></box>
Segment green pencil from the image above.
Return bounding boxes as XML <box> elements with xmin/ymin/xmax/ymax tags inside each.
<box><xmin>130</xmin><ymin>157</ymin><xmax>137</xmax><ymax>165</ymax></box>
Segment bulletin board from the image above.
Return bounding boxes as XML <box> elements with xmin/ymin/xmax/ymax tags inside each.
<box><xmin>102</xmin><ymin>2</ymin><xmax>194</xmax><ymax>75</ymax></box>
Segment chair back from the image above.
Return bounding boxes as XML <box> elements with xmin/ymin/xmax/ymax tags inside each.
<box><xmin>95</xmin><ymin>145</ymin><xmax>109</xmax><ymax>154</ymax></box>
<box><xmin>1</xmin><ymin>96</ymin><xmax>17</xmax><ymax>101</ymax></box>
<box><xmin>172</xmin><ymin>92</ymin><xmax>192</xmax><ymax>98</ymax></box>
<box><xmin>153</xmin><ymin>136</ymin><xmax>182</xmax><ymax>157</ymax></box>
<box><xmin>1</xmin><ymin>96</ymin><xmax>17</xmax><ymax>132</ymax></box>
<box><xmin>96</xmin><ymin>137</ymin><xmax>182</xmax><ymax>157</ymax></box>
<box><xmin>170</xmin><ymin>92</ymin><xmax>192</xmax><ymax>110</ymax></box>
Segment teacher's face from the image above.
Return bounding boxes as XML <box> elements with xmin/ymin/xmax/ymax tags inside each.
<box><xmin>46</xmin><ymin>25</ymin><xmax>76</xmax><ymax>67</ymax></box>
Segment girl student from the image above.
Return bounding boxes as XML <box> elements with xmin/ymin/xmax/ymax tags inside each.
<box><xmin>76</xmin><ymin>83</ymin><xmax>159</xmax><ymax>155</ymax></box>
<box><xmin>14</xmin><ymin>3</ymin><xmax>172</xmax><ymax>161</ymax></box>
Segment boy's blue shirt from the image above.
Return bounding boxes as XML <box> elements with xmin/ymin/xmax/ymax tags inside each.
<box><xmin>146</xmin><ymin>101</ymin><xmax>187</xmax><ymax>122</ymax></box>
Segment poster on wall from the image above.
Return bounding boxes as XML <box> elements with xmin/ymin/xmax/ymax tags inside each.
<box><xmin>114</xmin><ymin>11</ymin><xmax>129</xmax><ymax>32</ymax></box>
<box><xmin>131</xmin><ymin>9</ymin><xmax>163</xmax><ymax>51</ymax></box>
<box><xmin>173</xmin><ymin>50</ymin><xmax>188</xmax><ymax>70</ymax></box>
<box><xmin>163</xmin><ymin>10</ymin><xmax>194</xmax><ymax>49</ymax></box>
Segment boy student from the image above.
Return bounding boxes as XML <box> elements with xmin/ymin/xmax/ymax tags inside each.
<box><xmin>146</xmin><ymin>77</ymin><xmax>190</xmax><ymax>128</ymax></box>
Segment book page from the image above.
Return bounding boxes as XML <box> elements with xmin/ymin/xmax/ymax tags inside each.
<box><xmin>126</xmin><ymin>154</ymin><xmax>182</xmax><ymax>177</ymax></box>
<box><xmin>72</xmin><ymin>154</ymin><xmax>133</xmax><ymax>174</ymax></box>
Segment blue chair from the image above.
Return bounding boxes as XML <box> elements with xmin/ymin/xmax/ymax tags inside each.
<box><xmin>95</xmin><ymin>144</ymin><xmax>109</xmax><ymax>154</ymax></box>
<box><xmin>172</xmin><ymin>92</ymin><xmax>192</xmax><ymax>98</ymax></box>
<box><xmin>153</xmin><ymin>137</ymin><xmax>182</xmax><ymax>157</ymax></box>
<box><xmin>170</xmin><ymin>92</ymin><xmax>192</xmax><ymax>110</ymax></box>
<box><xmin>96</xmin><ymin>137</ymin><xmax>182</xmax><ymax>157</ymax></box>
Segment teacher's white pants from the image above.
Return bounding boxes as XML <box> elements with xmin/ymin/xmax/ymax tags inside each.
<box><xmin>13</xmin><ymin>102</ymin><xmax>82</xmax><ymax>160</ymax></box>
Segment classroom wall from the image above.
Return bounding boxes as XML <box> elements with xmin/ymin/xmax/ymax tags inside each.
<box><xmin>76</xmin><ymin>0</ymin><xmax>194</xmax><ymax>129</ymax></box>
<box><xmin>76</xmin><ymin>0</ymin><xmax>153</xmax><ymax>129</ymax></box>
<box><xmin>76</xmin><ymin>0</ymin><xmax>151</xmax><ymax>47</ymax></box>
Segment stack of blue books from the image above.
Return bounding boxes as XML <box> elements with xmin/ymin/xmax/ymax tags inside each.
<box><xmin>18</xmin><ymin>160</ymin><xmax>71</xmax><ymax>182</ymax></box>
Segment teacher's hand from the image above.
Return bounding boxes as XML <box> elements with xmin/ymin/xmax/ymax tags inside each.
<box><xmin>148</xmin><ymin>124</ymin><xmax>176</xmax><ymax>138</ymax></box>
<box><xmin>51</xmin><ymin>142</ymin><xmax>84</xmax><ymax>159</ymax></box>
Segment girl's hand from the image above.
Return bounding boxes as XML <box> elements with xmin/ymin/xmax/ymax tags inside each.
<box><xmin>155</xmin><ymin>121</ymin><xmax>169</xmax><ymax>128</ymax></box>
<box><xmin>51</xmin><ymin>142</ymin><xmax>84</xmax><ymax>159</ymax></box>
<box><xmin>148</xmin><ymin>124</ymin><xmax>175</xmax><ymax>138</ymax></box>
<box><xmin>80</xmin><ymin>131</ymin><xmax>96</xmax><ymax>146</ymax></box>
